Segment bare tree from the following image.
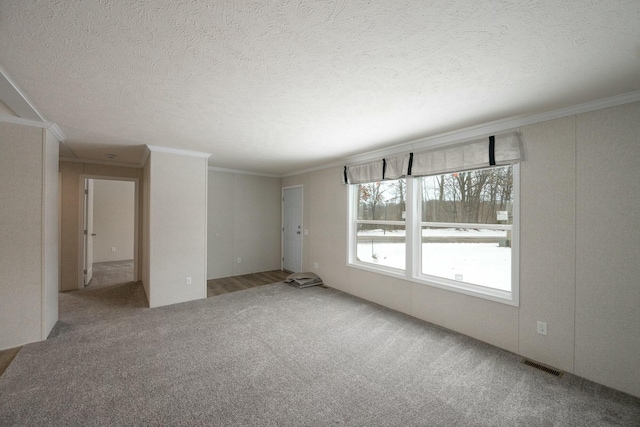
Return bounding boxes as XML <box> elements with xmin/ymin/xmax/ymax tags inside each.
<box><xmin>358</xmin><ymin>182</ymin><xmax>386</xmax><ymax>220</ymax></box>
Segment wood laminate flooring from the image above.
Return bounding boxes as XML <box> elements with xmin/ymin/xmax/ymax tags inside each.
<box><xmin>0</xmin><ymin>347</ymin><xmax>21</xmax><ymax>378</ymax></box>
<box><xmin>207</xmin><ymin>270</ymin><xmax>290</xmax><ymax>297</ymax></box>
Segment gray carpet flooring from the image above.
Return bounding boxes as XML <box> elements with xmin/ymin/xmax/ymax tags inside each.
<box><xmin>1</xmin><ymin>279</ymin><xmax>639</xmax><ymax>426</ymax></box>
<box><xmin>87</xmin><ymin>260</ymin><xmax>135</xmax><ymax>290</ymax></box>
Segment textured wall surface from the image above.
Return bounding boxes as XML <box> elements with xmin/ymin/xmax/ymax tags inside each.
<box><xmin>283</xmin><ymin>101</ymin><xmax>640</xmax><ymax>398</ymax></box>
<box><xmin>146</xmin><ymin>150</ymin><xmax>208</xmax><ymax>308</ymax></box>
<box><xmin>0</xmin><ymin>123</ymin><xmax>58</xmax><ymax>350</ymax></box>
<box><xmin>207</xmin><ymin>170</ymin><xmax>281</xmax><ymax>280</ymax></box>
<box><xmin>0</xmin><ymin>1</ymin><xmax>639</xmax><ymax>173</ymax></box>
<box><xmin>92</xmin><ymin>179</ymin><xmax>135</xmax><ymax>263</ymax></box>
<box><xmin>0</xmin><ymin>123</ymin><xmax>43</xmax><ymax>350</ymax></box>
<box><xmin>574</xmin><ymin>102</ymin><xmax>640</xmax><ymax>398</ymax></box>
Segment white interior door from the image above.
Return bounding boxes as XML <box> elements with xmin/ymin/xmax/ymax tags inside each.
<box><xmin>83</xmin><ymin>179</ymin><xmax>95</xmax><ymax>286</ymax></box>
<box><xmin>283</xmin><ymin>187</ymin><xmax>302</xmax><ymax>273</ymax></box>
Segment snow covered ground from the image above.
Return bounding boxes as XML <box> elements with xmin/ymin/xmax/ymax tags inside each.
<box><xmin>356</xmin><ymin>228</ymin><xmax>511</xmax><ymax>291</ymax></box>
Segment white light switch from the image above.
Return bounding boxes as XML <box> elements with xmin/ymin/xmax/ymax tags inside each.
<box><xmin>111</xmin><ymin>247</ymin><xmax>116</xmax><ymax>252</ymax></box>
<box><xmin>186</xmin><ymin>277</ymin><xmax>192</xmax><ymax>285</ymax></box>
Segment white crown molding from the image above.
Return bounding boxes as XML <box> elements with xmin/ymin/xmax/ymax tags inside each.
<box><xmin>279</xmin><ymin>161</ymin><xmax>345</xmax><ymax>178</ymax></box>
<box><xmin>60</xmin><ymin>157</ymin><xmax>142</xmax><ymax>169</ymax></box>
<box><xmin>0</xmin><ymin>113</ymin><xmax>49</xmax><ymax>128</ymax></box>
<box><xmin>208</xmin><ymin>166</ymin><xmax>279</xmax><ymax>178</ymax></box>
<box><xmin>282</xmin><ymin>90</ymin><xmax>640</xmax><ymax>177</ymax></box>
<box><xmin>0</xmin><ymin>113</ymin><xmax>68</xmax><ymax>142</ymax></box>
<box><xmin>46</xmin><ymin>123</ymin><xmax>66</xmax><ymax>142</ymax></box>
<box><xmin>0</xmin><ymin>67</ymin><xmax>44</xmax><ymax>122</ymax></box>
<box><xmin>145</xmin><ymin>144</ymin><xmax>211</xmax><ymax>159</ymax></box>
<box><xmin>139</xmin><ymin>146</ymin><xmax>151</xmax><ymax>167</ymax></box>
<box><xmin>0</xmin><ymin>65</ymin><xmax>68</xmax><ymax>142</ymax></box>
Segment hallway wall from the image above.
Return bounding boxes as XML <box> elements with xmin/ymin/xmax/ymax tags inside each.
<box><xmin>92</xmin><ymin>179</ymin><xmax>135</xmax><ymax>263</ymax></box>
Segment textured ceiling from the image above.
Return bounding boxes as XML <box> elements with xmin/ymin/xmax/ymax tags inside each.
<box><xmin>0</xmin><ymin>0</ymin><xmax>639</xmax><ymax>174</ymax></box>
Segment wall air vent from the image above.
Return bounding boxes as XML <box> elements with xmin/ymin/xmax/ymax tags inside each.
<box><xmin>522</xmin><ymin>359</ymin><xmax>564</xmax><ymax>378</ymax></box>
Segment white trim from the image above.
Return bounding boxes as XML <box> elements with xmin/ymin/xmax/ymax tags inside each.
<box><xmin>281</xmin><ymin>162</ymin><xmax>341</xmax><ymax>178</ymax></box>
<box><xmin>78</xmin><ymin>175</ymin><xmax>141</xmax><ymax>288</ymax></box>
<box><xmin>412</xmin><ymin>276</ymin><xmax>516</xmax><ymax>306</ymax></box>
<box><xmin>348</xmin><ymin>260</ymin><xmax>407</xmax><ymax>280</ymax></box>
<box><xmin>420</xmin><ymin>221</ymin><xmax>513</xmax><ymax>231</ymax></box>
<box><xmin>140</xmin><ymin>146</ymin><xmax>151</xmax><ymax>167</ymax></box>
<box><xmin>356</xmin><ymin>220</ymin><xmax>405</xmax><ymax>226</ymax></box>
<box><xmin>347</xmin><ymin>165</ymin><xmax>520</xmax><ymax>306</ymax></box>
<box><xmin>347</xmin><ymin>180</ymin><xmax>408</xmax><ymax>277</ymax></box>
<box><xmin>46</xmin><ymin>123</ymin><xmax>66</xmax><ymax>142</ymax></box>
<box><xmin>0</xmin><ymin>113</ymin><xmax>51</xmax><ymax>128</ymax></box>
<box><xmin>0</xmin><ymin>67</ymin><xmax>68</xmax><ymax>141</ymax></box>
<box><xmin>146</xmin><ymin>144</ymin><xmax>211</xmax><ymax>159</ymax></box>
<box><xmin>60</xmin><ymin>157</ymin><xmax>142</xmax><ymax>169</ymax></box>
<box><xmin>0</xmin><ymin>115</ymin><xmax>68</xmax><ymax>142</ymax></box>
<box><xmin>511</xmin><ymin>163</ymin><xmax>521</xmax><ymax>307</ymax></box>
<box><xmin>0</xmin><ymin>67</ymin><xmax>44</xmax><ymax>121</ymax></box>
<box><xmin>208</xmin><ymin>166</ymin><xmax>279</xmax><ymax>178</ymax></box>
<box><xmin>285</xmin><ymin>90</ymin><xmax>640</xmax><ymax>177</ymax></box>
<box><xmin>203</xmin><ymin>158</ymin><xmax>208</xmax><ymax>299</ymax></box>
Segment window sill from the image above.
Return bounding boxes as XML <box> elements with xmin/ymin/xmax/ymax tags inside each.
<box><xmin>347</xmin><ymin>261</ymin><xmax>407</xmax><ymax>281</ymax></box>
<box><xmin>346</xmin><ymin>262</ymin><xmax>519</xmax><ymax>307</ymax></box>
<box><xmin>412</xmin><ymin>275</ymin><xmax>519</xmax><ymax>307</ymax></box>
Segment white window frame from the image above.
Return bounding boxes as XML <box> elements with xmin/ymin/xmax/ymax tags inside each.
<box><xmin>347</xmin><ymin>182</ymin><xmax>407</xmax><ymax>278</ymax></box>
<box><xmin>347</xmin><ymin>164</ymin><xmax>519</xmax><ymax>306</ymax></box>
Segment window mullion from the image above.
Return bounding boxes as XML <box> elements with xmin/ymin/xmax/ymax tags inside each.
<box><xmin>406</xmin><ymin>177</ymin><xmax>418</xmax><ymax>280</ymax></box>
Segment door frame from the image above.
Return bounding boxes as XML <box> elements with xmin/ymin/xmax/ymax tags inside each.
<box><xmin>82</xmin><ymin>178</ymin><xmax>95</xmax><ymax>286</ymax></box>
<box><xmin>281</xmin><ymin>185</ymin><xmax>303</xmax><ymax>273</ymax></box>
<box><xmin>77</xmin><ymin>175</ymin><xmax>140</xmax><ymax>289</ymax></box>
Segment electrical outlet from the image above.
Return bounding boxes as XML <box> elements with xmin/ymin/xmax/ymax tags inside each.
<box><xmin>111</xmin><ymin>247</ymin><xmax>116</xmax><ymax>252</ymax></box>
<box><xmin>537</xmin><ymin>321</ymin><xmax>547</xmax><ymax>336</ymax></box>
<box><xmin>186</xmin><ymin>277</ymin><xmax>192</xmax><ymax>285</ymax></box>
<box><xmin>313</xmin><ymin>262</ymin><xmax>319</xmax><ymax>269</ymax></box>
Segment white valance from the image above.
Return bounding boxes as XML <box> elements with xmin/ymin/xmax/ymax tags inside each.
<box><xmin>411</xmin><ymin>133</ymin><xmax>521</xmax><ymax>177</ymax></box>
<box><xmin>343</xmin><ymin>161</ymin><xmax>384</xmax><ymax>184</ymax></box>
<box><xmin>343</xmin><ymin>132</ymin><xmax>522</xmax><ymax>184</ymax></box>
<box><xmin>384</xmin><ymin>153</ymin><xmax>411</xmax><ymax>180</ymax></box>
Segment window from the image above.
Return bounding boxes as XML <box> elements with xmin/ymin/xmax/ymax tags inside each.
<box><xmin>348</xmin><ymin>165</ymin><xmax>519</xmax><ymax>305</ymax></box>
<box><xmin>418</xmin><ymin>165</ymin><xmax>514</xmax><ymax>292</ymax></box>
<box><xmin>352</xmin><ymin>179</ymin><xmax>406</xmax><ymax>271</ymax></box>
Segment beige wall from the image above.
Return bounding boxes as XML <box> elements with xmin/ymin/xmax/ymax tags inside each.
<box><xmin>574</xmin><ymin>103</ymin><xmax>640</xmax><ymax>397</ymax></box>
<box><xmin>207</xmin><ymin>170</ymin><xmax>281</xmax><ymax>279</ymax></box>
<box><xmin>59</xmin><ymin>162</ymin><xmax>142</xmax><ymax>291</ymax></box>
<box><xmin>144</xmin><ymin>150</ymin><xmax>208</xmax><ymax>308</ymax></box>
<box><xmin>0</xmin><ymin>123</ymin><xmax>58</xmax><ymax>350</ymax></box>
<box><xmin>142</xmin><ymin>158</ymin><xmax>151</xmax><ymax>299</ymax></box>
<box><xmin>43</xmin><ymin>129</ymin><xmax>60</xmax><ymax>336</ymax></box>
<box><xmin>282</xmin><ymin>101</ymin><xmax>640</xmax><ymax>398</ymax></box>
<box><xmin>92</xmin><ymin>179</ymin><xmax>135</xmax><ymax>263</ymax></box>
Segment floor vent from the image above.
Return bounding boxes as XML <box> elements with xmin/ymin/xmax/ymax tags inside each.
<box><xmin>523</xmin><ymin>359</ymin><xmax>564</xmax><ymax>378</ymax></box>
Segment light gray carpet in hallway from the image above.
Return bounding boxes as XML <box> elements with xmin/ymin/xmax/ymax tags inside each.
<box><xmin>0</xmin><ymin>280</ymin><xmax>638</xmax><ymax>426</ymax></box>
<box><xmin>87</xmin><ymin>260</ymin><xmax>134</xmax><ymax>289</ymax></box>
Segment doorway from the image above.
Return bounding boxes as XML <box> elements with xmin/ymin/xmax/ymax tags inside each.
<box><xmin>282</xmin><ymin>186</ymin><xmax>303</xmax><ymax>273</ymax></box>
<box><xmin>80</xmin><ymin>176</ymin><xmax>139</xmax><ymax>288</ymax></box>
